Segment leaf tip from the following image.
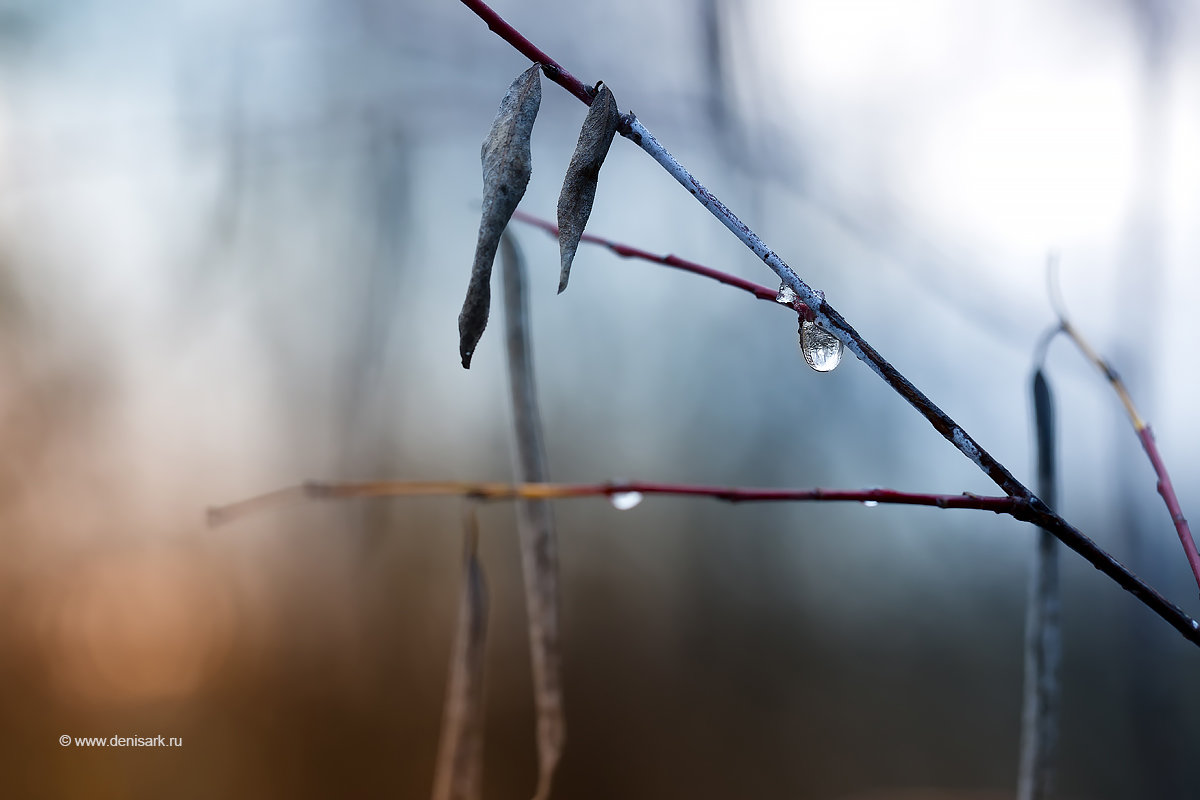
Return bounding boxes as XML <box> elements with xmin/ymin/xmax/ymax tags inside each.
<box><xmin>459</xmin><ymin>296</ymin><xmax>487</xmax><ymax>369</ymax></box>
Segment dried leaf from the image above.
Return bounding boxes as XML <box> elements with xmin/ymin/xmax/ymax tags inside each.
<box><xmin>501</xmin><ymin>233</ymin><xmax>564</xmax><ymax>800</ymax></box>
<box><xmin>459</xmin><ymin>63</ymin><xmax>543</xmax><ymax>369</ymax></box>
<box><xmin>431</xmin><ymin>506</ymin><xmax>489</xmax><ymax>800</ymax></box>
<box><xmin>556</xmin><ymin>83</ymin><xmax>620</xmax><ymax>294</ymax></box>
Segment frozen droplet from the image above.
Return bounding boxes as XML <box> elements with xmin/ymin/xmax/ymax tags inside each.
<box><xmin>609</xmin><ymin>490</ymin><xmax>644</xmax><ymax>511</ymax></box>
<box><xmin>799</xmin><ymin>319</ymin><xmax>843</xmax><ymax>372</ymax></box>
<box><xmin>775</xmin><ymin>283</ymin><xmax>798</xmax><ymax>305</ymax></box>
<box><xmin>863</xmin><ymin>500</ymin><xmax>879</xmax><ymax>508</ymax></box>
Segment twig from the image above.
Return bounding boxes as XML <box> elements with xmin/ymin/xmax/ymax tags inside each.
<box><xmin>431</xmin><ymin>503</ymin><xmax>489</xmax><ymax>800</ymax></box>
<box><xmin>1138</xmin><ymin>427</ymin><xmax>1197</xmax><ymax>588</ymax></box>
<box><xmin>1048</xmin><ymin>264</ymin><xmax>1200</xmax><ymax>594</ymax></box>
<box><xmin>501</xmin><ymin>233</ymin><xmax>564</xmax><ymax>800</ymax></box>
<box><xmin>452</xmin><ymin>0</ymin><xmax>1200</xmax><ymax>646</ymax></box>
<box><xmin>510</xmin><ymin>209</ymin><xmax>790</xmax><ymax>307</ymax></box>
<box><xmin>210</xmin><ymin>480</ymin><xmax>1032</xmax><ymax>520</ymax></box>
<box><xmin>210</xmin><ymin>476</ymin><xmax>1200</xmax><ymax>641</ymax></box>
<box><xmin>458</xmin><ymin>0</ymin><xmax>595</xmax><ymax>105</ymax></box>
<box><xmin>206</xmin><ymin>485</ymin><xmax>308</xmax><ymax>526</ymax></box>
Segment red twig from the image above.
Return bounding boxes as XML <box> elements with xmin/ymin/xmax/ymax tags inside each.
<box><xmin>1138</xmin><ymin>427</ymin><xmax>1200</xmax><ymax>593</ymax></box>
<box><xmin>511</xmin><ymin>209</ymin><xmax>815</xmax><ymax>318</ymax></box>
<box><xmin>458</xmin><ymin>0</ymin><xmax>595</xmax><ymax>105</ymax></box>
<box><xmin>208</xmin><ymin>480</ymin><xmax>1031</xmax><ymax>524</ymax></box>
<box><xmin>586</xmin><ymin>483</ymin><xmax>1028</xmax><ymax>514</ymax></box>
<box><xmin>1048</xmin><ymin>263</ymin><xmax>1200</xmax><ymax>595</ymax></box>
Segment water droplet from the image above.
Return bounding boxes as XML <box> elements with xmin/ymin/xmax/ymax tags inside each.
<box><xmin>799</xmin><ymin>319</ymin><xmax>843</xmax><ymax>372</ymax></box>
<box><xmin>775</xmin><ymin>283</ymin><xmax>797</xmax><ymax>305</ymax></box>
<box><xmin>609</xmin><ymin>491</ymin><xmax>644</xmax><ymax>511</ymax></box>
<box><xmin>863</xmin><ymin>500</ymin><xmax>879</xmax><ymax>508</ymax></box>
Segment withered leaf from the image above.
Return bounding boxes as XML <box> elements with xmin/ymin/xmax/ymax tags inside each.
<box><xmin>556</xmin><ymin>83</ymin><xmax>620</xmax><ymax>294</ymax></box>
<box><xmin>459</xmin><ymin>63</ymin><xmax>543</xmax><ymax>369</ymax></box>
<box><xmin>430</xmin><ymin>507</ymin><xmax>489</xmax><ymax>800</ymax></box>
<box><xmin>501</xmin><ymin>233</ymin><xmax>564</xmax><ymax>800</ymax></box>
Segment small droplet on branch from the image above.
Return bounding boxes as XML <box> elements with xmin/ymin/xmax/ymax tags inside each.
<box><xmin>775</xmin><ymin>283</ymin><xmax>797</xmax><ymax>305</ymax></box>
<box><xmin>800</xmin><ymin>319</ymin><xmax>843</xmax><ymax>372</ymax></box>
<box><xmin>609</xmin><ymin>491</ymin><xmax>644</xmax><ymax>511</ymax></box>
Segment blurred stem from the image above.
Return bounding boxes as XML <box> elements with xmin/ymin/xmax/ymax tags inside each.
<box><xmin>431</xmin><ymin>503</ymin><xmax>489</xmax><ymax>800</ymax></box>
<box><xmin>501</xmin><ymin>233</ymin><xmax>564</xmax><ymax>800</ymax></box>
<box><xmin>1017</xmin><ymin>369</ymin><xmax>1060</xmax><ymax>800</ymax></box>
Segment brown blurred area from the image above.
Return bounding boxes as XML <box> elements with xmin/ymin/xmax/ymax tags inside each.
<box><xmin>0</xmin><ymin>1</ymin><xmax>1198</xmax><ymax>798</ymax></box>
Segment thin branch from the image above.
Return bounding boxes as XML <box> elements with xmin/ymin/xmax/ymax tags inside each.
<box><xmin>1048</xmin><ymin>266</ymin><xmax>1200</xmax><ymax>594</ymax></box>
<box><xmin>1138</xmin><ymin>426</ymin><xmax>1199</xmax><ymax>592</ymax></box>
<box><xmin>1047</xmin><ymin>255</ymin><xmax>1143</xmax><ymax>428</ymax></box>
<box><xmin>210</xmin><ymin>476</ymin><xmax>1200</xmax><ymax>642</ymax></box>
<box><xmin>458</xmin><ymin>0</ymin><xmax>595</xmax><ymax>105</ymax></box>
<box><xmin>206</xmin><ymin>485</ymin><xmax>307</xmax><ymax>526</ymax></box>
<box><xmin>210</xmin><ymin>480</ymin><xmax>1032</xmax><ymax>521</ymax></box>
<box><xmin>452</xmin><ymin>0</ymin><xmax>1200</xmax><ymax>646</ymax></box>
<box><xmin>501</xmin><ymin>233</ymin><xmax>564</xmax><ymax>800</ymax></box>
<box><xmin>510</xmin><ymin>209</ymin><xmax>789</xmax><ymax>307</ymax></box>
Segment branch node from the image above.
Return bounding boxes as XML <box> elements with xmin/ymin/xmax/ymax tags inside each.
<box><xmin>618</xmin><ymin>113</ymin><xmax>640</xmax><ymax>142</ymax></box>
<box><xmin>1027</xmin><ymin>495</ymin><xmax>1052</xmax><ymax>516</ymax></box>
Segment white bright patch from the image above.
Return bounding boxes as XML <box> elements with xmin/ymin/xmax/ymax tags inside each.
<box><xmin>772</xmin><ymin>0</ymin><xmax>960</xmax><ymax>92</ymax></box>
<box><xmin>910</xmin><ymin>73</ymin><xmax>1136</xmax><ymax>248</ymax></box>
<box><xmin>609</xmin><ymin>491</ymin><xmax>645</xmax><ymax>511</ymax></box>
<box><xmin>762</xmin><ymin>0</ymin><xmax>1146</xmax><ymax>255</ymax></box>
<box><xmin>952</xmin><ymin>428</ymin><xmax>984</xmax><ymax>469</ymax></box>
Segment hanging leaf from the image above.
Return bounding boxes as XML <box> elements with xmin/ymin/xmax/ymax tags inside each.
<box><xmin>459</xmin><ymin>63</ymin><xmax>543</xmax><ymax>369</ymax></box>
<box><xmin>556</xmin><ymin>83</ymin><xmax>620</xmax><ymax>294</ymax></box>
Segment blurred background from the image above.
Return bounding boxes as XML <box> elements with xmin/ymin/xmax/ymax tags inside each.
<box><xmin>0</xmin><ymin>0</ymin><xmax>1198</xmax><ymax>797</ymax></box>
